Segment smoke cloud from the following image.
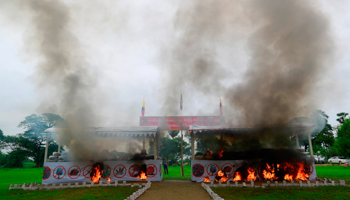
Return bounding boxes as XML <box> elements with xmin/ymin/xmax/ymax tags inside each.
<box><xmin>160</xmin><ymin>0</ymin><xmax>334</xmax><ymax>128</ymax></box>
<box><xmin>226</xmin><ymin>0</ymin><xmax>334</xmax><ymax>127</ymax></box>
<box><xmin>0</xmin><ymin>0</ymin><xmax>109</xmax><ymax>161</ymax></box>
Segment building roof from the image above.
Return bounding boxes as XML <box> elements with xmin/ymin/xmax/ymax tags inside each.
<box><xmin>188</xmin><ymin>123</ymin><xmax>315</xmax><ymax>135</ymax></box>
<box><xmin>42</xmin><ymin>126</ymin><xmax>159</xmax><ymax>138</ymax></box>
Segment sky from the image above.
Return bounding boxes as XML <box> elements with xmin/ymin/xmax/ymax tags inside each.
<box><xmin>0</xmin><ymin>0</ymin><xmax>350</xmax><ymax>136</ymax></box>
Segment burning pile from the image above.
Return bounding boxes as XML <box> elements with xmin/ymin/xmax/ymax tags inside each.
<box><xmin>229</xmin><ymin>160</ymin><xmax>311</xmax><ymax>182</ymax></box>
<box><xmin>215</xmin><ymin>170</ymin><xmax>228</xmax><ymax>182</ymax></box>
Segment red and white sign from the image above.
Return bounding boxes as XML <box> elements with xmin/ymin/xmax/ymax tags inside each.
<box><xmin>83</xmin><ymin>165</ymin><xmax>93</xmax><ymax>178</ymax></box>
<box><xmin>221</xmin><ymin>163</ymin><xmax>234</xmax><ymax>175</ymax></box>
<box><xmin>128</xmin><ymin>164</ymin><xmax>141</xmax><ymax>178</ymax></box>
<box><xmin>113</xmin><ymin>164</ymin><xmax>126</xmax><ymax>178</ymax></box>
<box><xmin>140</xmin><ymin>116</ymin><xmax>225</xmax><ymax>130</ymax></box>
<box><xmin>68</xmin><ymin>165</ymin><xmax>81</xmax><ymax>179</ymax></box>
<box><xmin>43</xmin><ymin>160</ymin><xmax>162</xmax><ymax>184</ymax></box>
<box><xmin>101</xmin><ymin>165</ymin><xmax>111</xmax><ymax>178</ymax></box>
<box><xmin>43</xmin><ymin>166</ymin><xmax>51</xmax><ymax>180</ymax></box>
<box><xmin>192</xmin><ymin>164</ymin><xmax>204</xmax><ymax>177</ymax></box>
<box><xmin>146</xmin><ymin>164</ymin><xmax>157</xmax><ymax>178</ymax></box>
<box><xmin>53</xmin><ymin>166</ymin><xmax>66</xmax><ymax>180</ymax></box>
<box><xmin>207</xmin><ymin>163</ymin><xmax>219</xmax><ymax>176</ymax></box>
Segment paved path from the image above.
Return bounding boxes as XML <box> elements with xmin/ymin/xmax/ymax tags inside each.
<box><xmin>138</xmin><ymin>180</ymin><xmax>211</xmax><ymax>200</ymax></box>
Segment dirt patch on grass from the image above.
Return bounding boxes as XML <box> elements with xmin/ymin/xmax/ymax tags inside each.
<box><xmin>138</xmin><ymin>180</ymin><xmax>211</xmax><ymax>200</ymax></box>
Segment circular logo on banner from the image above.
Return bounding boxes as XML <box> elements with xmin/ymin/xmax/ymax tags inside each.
<box><xmin>146</xmin><ymin>164</ymin><xmax>157</xmax><ymax>178</ymax></box>
<box><xmin>207</xmin><ymin>163</ymin><xmax>219</xmax><ymax>176</ymax></box>
<box><xmin>68</xmin><ymin>165</ymin><xmax>81</xmax><ymax>179</ymax></box>
<box><xmin>43</xmin><ymin>166</ymin><xmax>51</xmax><ymax>180</ymax></box>
<box><xmin>221</xmin><ymin>163</ymin><xmax>234</xmax><ymax>175</ymax></box>
<box><xmin>101</xmin><ymin>165</ymin><xmax>111</xmax><ymax>178</ymax></box>
<box><xmin>53</xmin><ymin>166</ymin><xmax>66</xmax><ymax>180</ymax></box>
<box><xmin>128</xmin><ymin>164</ymin><xmax>141</xmax><ymax>178</ymax></box>
<box><xmin>192</xmin><ymin>164</ymin><xmax>204</xmax><ymax>177</ymax></box>
<box><xmin>83</xmin><ymin>165</ymin><xmax>93</xmax><ymax>178</ymax></box>
<box><xmin>113</xmin><ymin>164</ymin><xmax>126</xmax><ymax>178</ymax></box>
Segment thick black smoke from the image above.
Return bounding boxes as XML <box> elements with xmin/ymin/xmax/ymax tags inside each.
<box><xmin>160</xmin><ymin>0</ymin><xmax>333</xmax><ymax>127</ymax></box>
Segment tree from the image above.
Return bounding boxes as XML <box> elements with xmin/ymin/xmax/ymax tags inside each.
<box><xmin>336</xmin><ymin>118</ymin><xmax>350</xmax><ymax>158</ymax></box>
<box><xmin>168</xmin><ymin>130</ymin><xmax>180</xmax><ymax>139</ymax></box>
<box><xmin>0</xmin><ymin>113</ymin><xmax>65</xmax><ymax>167</ymax></box>
<box><xmin>336</xmin><ymin>112</ymin><xmax>349</xmax><ymax>124</ymax></box>
<box><xmin>312</xmin><ymin>124</ymin><xmax>335</xmax><ymax>159</ymax></box>
<box><xmin>159</xmin><ymin>136</ymin><xmax>190</xmax><ymax>166</ymax></box>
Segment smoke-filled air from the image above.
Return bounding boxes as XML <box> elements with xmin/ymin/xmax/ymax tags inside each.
<box><xmin>160</xmin><ymin>0</ymin><xmax>333</xmax><ymax>126</ymax></box>
<box><xmin>0</xmin><ymin>0</ymin><xmax>334</xmax><ymax>159</ymax></box>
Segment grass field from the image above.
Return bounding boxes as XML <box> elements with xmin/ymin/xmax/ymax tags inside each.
<box><xmin>1</xmin><ymin>164</ymin><xmax>350</xmax><ymax>199</ymax></box>
<box><xmin>212</xmin><ymin>186</ymin><xmax>350</xmax><ymax>200</ymax></box>
<box><xmin>0</xmin><ymin>164</ymin><xmax>138</xmax><ymax>200</ymax></box>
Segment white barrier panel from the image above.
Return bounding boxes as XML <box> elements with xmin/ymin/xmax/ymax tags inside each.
<box><xmin>191</xmin><ymin>160</ymin><xmax>316</xmax><ymax>182</ymax></box>
<box><xmin>42</xmin><ymin>160</ymin><xmax>162</xmax><ymax>184</ymax></box>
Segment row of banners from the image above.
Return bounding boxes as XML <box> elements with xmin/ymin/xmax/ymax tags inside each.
<box><xmin>191</xmin><ymin>160</ymin><xmax>317</xmax><ymax>182</ymax></box>
<box><xmin>42</xmin><ymin>160</ymin><xmax>162</xmax><ymax>184</ymax></box>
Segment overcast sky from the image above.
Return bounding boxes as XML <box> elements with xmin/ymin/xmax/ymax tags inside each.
<box><xmin>0</xmin><ymin>0</ymin><xmax>350</xmax><ymax>136</ymax></box>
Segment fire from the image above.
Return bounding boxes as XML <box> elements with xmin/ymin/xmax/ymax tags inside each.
<box><xmin>263</xmin><ymin>163</ymin><xmax>278</xmax><ymax>181</ymax></box>
<box><xmin>233</xmin><ymin>171</ymin><xmax>242</xmax><ymax>181</ymax></box>
<box><xmin>204</xmin><ymin>176</ymin><xmax>210</xmax><ymax>182</ymax></box>
<box><xmin>138</xmin><ymin>171</ymin><xmax>147</xmax><ymax>180</ymax></box>
<box><xmin>284</xmin><ymin>174</ymin><xmax>293</xmax><ymax>181</ymax></box>
<box><xmin>218</xmin><ymin>175</ymin><xmax>228</xmax><ymax>182</ymax></box>
<box><xmin>107</xmin><ymin>177</ymin><xmax>111</xmax><ymax>182</ymax></box>
<box><xmin>218</xmin><ymin>150</ymin><xmax>224</xmax><ymax>159</ymax></box>
<box><xmin>246</xmin><ymin>167</ymin><xmax>257</xmax><ymax>181</ymax></box>
<box><xmin>91</xmin><ymin>165</ymin><xmax>101</xmax><ymax>183</ymax></box>
<box><xmin>205</xmin><ymin>148</ymin><xmax>213</xmax><ymax>155</ymax></box>
<box><xmin>295</xmin><ymin>162</ymin><xmax>309</xmax><ymax>181</ymax></box>
<box><xmin>217</xmin><ymin>170</ymin><xmax>224</xmax><ymax>177</ymax></box>
<box><xmin>215</xmin><ymin>170</ymin><xmax>228</xmax><ymax>182</ymax></box>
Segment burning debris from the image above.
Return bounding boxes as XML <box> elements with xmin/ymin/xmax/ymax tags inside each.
<box><xmin>215</xmin><ymin>170</ymin><xmax>228</xmax><ymax>183</ymax></box>
<box><xmin>91</xmin><ymin>163</ymin><xmax>103</xmax><ymax>183</ymax></box>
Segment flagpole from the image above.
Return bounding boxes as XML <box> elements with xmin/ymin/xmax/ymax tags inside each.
<box><xmin>180</xmin><ymin>91</ymin><xmax>184</xmax><ymax>177</ymax></box>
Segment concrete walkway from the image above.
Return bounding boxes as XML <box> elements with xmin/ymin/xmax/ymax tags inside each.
<box><xmin>138</xmin><ymin>180</ymin><xmax>211</xmax><ymax>200</ymax></box>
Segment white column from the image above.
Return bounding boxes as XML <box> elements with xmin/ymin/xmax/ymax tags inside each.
<box><xmin>295</xmin><ymin>133</ymin><xmax>300</xmax><ymax>148</ymax></box>
<box><xmin>143</xmin><ymin>137</ymin><xmax>145</xmax><ymax>150</ymax></box>
<box><xmin>308</xmin><ymin>132</ymin><xmax>314</xmax><ymax>156</ymax></box>
<box><xmin>191</xmin><ymin>132</ymin><xmax>195</xmax><ymax>159</ymax></box>
<box><xmin>58</xmin><ymin>144</ymin><xmax>61</xmax><ymax>153</ymax></box>
<box><xmin>181</xmin><ymin>130</ymin><xmax>184</xmax><ymax>176</ymax></box>
<box><xmin>154</xmin><ymin>137</ymin><xmax>157</xmax><ymax>160</ymax></box>
<box><xmin>44</xmin><ymin>134</ymin><xmax>50</xmax><ymax>163</ymax></box>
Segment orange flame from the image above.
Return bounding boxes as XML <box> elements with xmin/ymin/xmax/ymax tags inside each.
<box><xmin>263</xmin><ymin>163</ymin><xmax>278</xmax><ymax>181</ymax></box>
<box><xmin>204</xmin><ymin>176</ymin><xmax>210</xmax><ymax>182</ymax></box>
<box><xmin>217</xmin><ymin>170</ymin><xmax>224</xmax><ymax>177</ymax></box>
<box><xmin>219</xmin><ymin>176</ymin><xmax>228</xmax><ymax>182</ymax></box>
<box><xmin>138</xmin><ymin>171</ymin><xmax>147</xmax><ymax>180</ymax></box>
<box><xmin>284</xmin><ymin>174</ymin><xmax>293</xmax><ymax>181</ymax></box>
<box><xmin>215</xmin><ymin>170</ymin><xmax>228</xmax><ymax>182</ymax></box>
<box><xmin>246</xmin><ymin>167</ymin><xmax>257</xmax><ymax>181</ymax></box>
<box><xmin>107</xmin><ymin>177</ymin><xmax>111</xmax><ymax>182</ymax></box>
<box><xmin>205</xmin><ymin>148</ymin><xmax>213</xmax><ymax>155</ymax></box>
<box><xmin>233</xmin><ymin>171</ymin><xmax>242</xmax><ymax>181</ymax></box>
<box><xmin>219</xmin><ymin>150</ymin><xmax>224</xmax><ymax>159</ymax></box>
<box><xmin>295</xmin><ymin>163</ymin><xmax>309</xmax><ymax>181</ymax></box>
<box><xmin>91</xmin><ymin>166</ymin><xmax>101</xmax><ymax>183</ymax></box>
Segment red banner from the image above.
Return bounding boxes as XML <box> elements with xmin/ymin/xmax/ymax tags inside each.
<box><xmin>140</xmin><ymin>116</ymin><xmax>225</xmax><ymax>130</ymax></box>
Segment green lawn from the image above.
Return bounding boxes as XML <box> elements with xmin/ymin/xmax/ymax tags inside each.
<box><xmin>162</xmin><ymin>165</ymin><xmax>191</xmax><ymax>180</ymax></box>
<box><xmin>212</xmin><ymin>186</ymin><xmax>350</xmax><ymax>200</ymax></box>
<box><xmin>0</xmin><ymin>166</ymin><xmax>138</xmax><ymax>200</ymax></box>
<box><xmin>315</xmin><ymin>165</ymin><xmax>350</xmax><ymax>182</ymax></box>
